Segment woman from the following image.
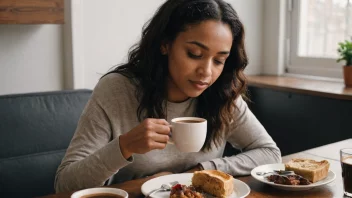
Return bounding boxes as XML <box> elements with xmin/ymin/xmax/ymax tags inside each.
<box><xmin>55</xmin><ymin>0</ymin><xmax>281</xmax><ymax>193</ymax></box>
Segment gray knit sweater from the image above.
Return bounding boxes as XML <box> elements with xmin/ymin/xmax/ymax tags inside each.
<box><xmin>55</xmin><ymin>73</ymin><xmax>281</xmax><ymax>192</ymax></box>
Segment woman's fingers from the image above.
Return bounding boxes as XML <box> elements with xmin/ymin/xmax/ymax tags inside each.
<box><xmin>152</xmin><ymin>141</ymin><xmax>168</xmax><ymax>150</ymax></box>
<box><xmin>152</xmin><ymin>133</ymin><xmax>169</xmax><ymax>143</ymax></box>
<box><xmin>145</xmin><ymin>119</ymin><xmax>170</xmax><ymax>135</ymax></box>
<box><xmin>154</xmin><ymin>124</ymin><xmax>171</xmax><ymax>135</ymax></box>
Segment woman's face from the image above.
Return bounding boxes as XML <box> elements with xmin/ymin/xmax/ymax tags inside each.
<box><xmin>164</xmin><ymin>20</ymin><xmax>233</xmax><ymax>102</ymax></box>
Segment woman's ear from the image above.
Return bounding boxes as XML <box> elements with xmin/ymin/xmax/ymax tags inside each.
<box><xmin>160</xmin><ymin>42</ymin><xmax>168</xmax><ymax>55</ymax></box>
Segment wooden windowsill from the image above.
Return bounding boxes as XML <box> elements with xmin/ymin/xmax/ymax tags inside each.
<box><xmin>247</xmin><ymin>75</ymin><xmax>352</xmax><ymax>100</ymax></box>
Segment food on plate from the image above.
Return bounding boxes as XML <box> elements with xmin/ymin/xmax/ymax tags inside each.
<box><xmin>169</xmin><ymin>170</ymin><xmax>234</xmax><ymax>198</ymax></box>
<box><xmin>266</xmin><ymin>174</ymin><xmax>311</xmax><ymax>185</ymax></box>
<box><xmin>170</xmin><ymin>184</ymin><xmax>204</xmax><ymax>198</ymax></box>
<box><xmin>273</xmin><ymin>170</ymin><xmax>293</xmax><ymax>174</ymax></box>
<box><xmin>191</xmin><ymin>170</ymin><xmax>234</xmax><ymax>198</ymax></box>
<box><xmin>285</xmin><ymin>158</ymin><xmax>330</xmax><ymax>183</ymax></box>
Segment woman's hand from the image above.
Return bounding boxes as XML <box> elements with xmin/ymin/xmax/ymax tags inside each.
<box><xmin>184</xmin><ymin>165</ymin><xmax>203</xmax><ymax>173</ymax></box>
<box><xmin>119</xmin><ymin>118</ymin><xmax>171</xmax><ymax>159</ymax></box>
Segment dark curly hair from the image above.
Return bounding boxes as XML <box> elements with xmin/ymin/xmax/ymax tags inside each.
<box><xmin>106</xmin><ymin>0</ymin><xmax>248</xmax><ymax>151</ymax></box>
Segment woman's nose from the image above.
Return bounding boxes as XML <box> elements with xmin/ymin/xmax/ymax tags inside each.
<box><xmin>196</xmin><ymin>60</ymin><xmax>212</xmax><ymax>77</ymax></box>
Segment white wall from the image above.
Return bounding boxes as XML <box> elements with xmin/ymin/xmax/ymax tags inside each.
<box><xmin>76</xmin><ymin>0</ymin><xmax>166</xmax><ymax>89</ymax></box>
<box><xmin>0</xmin><ymin>25</ymin><xmax>63</xmax><ymax>95</ymax></box>
<box><xmin>73</xmin><ymin>0</ymin><xmax>264</xmax><ymax>90</ymax></box>
<box><xmin>229</xmin><ymin>0</ymin><xmax>263</xmax><ymax>75</ymax></box>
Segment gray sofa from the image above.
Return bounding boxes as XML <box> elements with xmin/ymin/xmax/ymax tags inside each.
<box><xmin>0</xmin><ymin>90</ymin><xmax>92</xmax><ymax>198</ymax></box>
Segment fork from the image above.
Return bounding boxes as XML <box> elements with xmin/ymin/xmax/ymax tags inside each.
<box><xmin>256</xmin><ymin>170</ymin><xmax>294</xmax><ymax>176</ymax></box>
<box><xmin>146</xmin><ymin>181</ymin><xmax>179</xmax><ymax>198</ymax></box>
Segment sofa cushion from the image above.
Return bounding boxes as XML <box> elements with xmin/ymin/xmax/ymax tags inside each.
<box><xmin>0</xmin><ymin>150</ymin><xmax>65</xmax><ymax>197</ymax></box>
<box><xmin>0</xmin><ymin>90</ymin><xmax>92</xmax><ymax>197</ymax></box>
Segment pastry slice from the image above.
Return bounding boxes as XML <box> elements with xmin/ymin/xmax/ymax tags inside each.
<box><xmin>285</xmin><ymin>158</ymin><xmax>330</xmax><ymax>183</ymax></box>
<box><xmin>191</xmin><ymin>170</ymin><xmax>234</xmax><ymax>198</ymax></box>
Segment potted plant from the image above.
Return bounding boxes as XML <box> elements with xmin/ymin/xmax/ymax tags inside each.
<box><xmin>337</xmin><ymin>39</ymin><xmax>352</xmax><ymax>87</ymax></box>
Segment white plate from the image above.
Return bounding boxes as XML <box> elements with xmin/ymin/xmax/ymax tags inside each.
<box><xmin>141</xmin><ymin>173</ymin><xmax>250</xmax><ymax>198</ymax></box>
<box><xmin>251</xmin><ymin>163</ymin><xmax>336</xmax><ymax>191</ymax></box>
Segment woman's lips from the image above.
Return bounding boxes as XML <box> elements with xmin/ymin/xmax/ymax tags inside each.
<box><xmin>189</xmin><ymin>80</ymin><xmax>209</xmax><ymax>90</ymax></box>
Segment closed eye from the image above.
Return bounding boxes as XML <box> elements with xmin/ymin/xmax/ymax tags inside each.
<box><xmin>214</xmin><ymin>59</ymin><xmax>224</xmax><ymax>65</ymax></box>
<box><xmin>187</xmin><ymin>52</ymin><xmax>202</xmax><ymax>59</ymax></box>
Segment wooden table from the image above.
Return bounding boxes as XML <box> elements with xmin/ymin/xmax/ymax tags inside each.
<box><xmin>40</xmin><ymin>139</ymin><xmax>351</xmax><ymax>198</ymax></box>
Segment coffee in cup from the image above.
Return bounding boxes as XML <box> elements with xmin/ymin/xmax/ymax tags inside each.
<box><xmin>175</xmin><ymin>120</ymin><xmax>203</xmax><ymax>123</ymax></box>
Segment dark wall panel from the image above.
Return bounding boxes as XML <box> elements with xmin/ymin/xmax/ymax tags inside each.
<box><xmin>247</xmin><ymin>86</ymin><xmax>352</xmax><ymax>155</ymax></box>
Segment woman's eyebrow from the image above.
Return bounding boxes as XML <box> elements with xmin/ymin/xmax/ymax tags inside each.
<box><xmin>186</xmin><ymin>41</ymin><xmax>230</xmax><ymax>54</ymax></box>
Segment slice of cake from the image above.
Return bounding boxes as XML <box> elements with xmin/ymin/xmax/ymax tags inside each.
<box><xmin>285</xmin><ymin>158</ymin><xmax>330</xmax><ymax>183</ymax></box>
<box><xmin>191</xmin><ymin>170</ymin><xmax>234</xmax><ymax>198</ymax></box>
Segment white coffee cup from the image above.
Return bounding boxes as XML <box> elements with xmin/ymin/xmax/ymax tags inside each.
<box><xmin>71</xmin><ymin>187</ymin><xmax>128</xmax><ymax>198</ymax></box>
<box><xmin>168</xmin><ymin>117</ymin><xmax>207</xmax><ymax>152</ymax></box>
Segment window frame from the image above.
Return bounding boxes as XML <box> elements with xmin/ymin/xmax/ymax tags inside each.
<box><xmin>285</xmin><ymin>0</ymin><xmax>345</xmax><ymax>79</ymax></box>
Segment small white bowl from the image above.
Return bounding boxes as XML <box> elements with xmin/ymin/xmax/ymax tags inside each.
<box><xmin>71</xmin><ymin>187</ymin><xmax>128</xmax><ymax>198</ymax></box>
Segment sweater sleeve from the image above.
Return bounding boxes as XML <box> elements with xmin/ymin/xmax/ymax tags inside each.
<box><xmin>200</xmin><ymin>96</ymin><xmax>282</xmax><ymax>175</ymax></box>
<box><xmin>54</xmin><ymin>76</ymin><xmax>133</xmax><ymax>193</ymax></box>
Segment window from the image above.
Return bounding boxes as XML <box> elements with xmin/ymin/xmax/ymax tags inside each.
<box><xmin>286</xmin><ymin>0</ymin><xmax>352</xmax><ymax>79</ymax></box>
